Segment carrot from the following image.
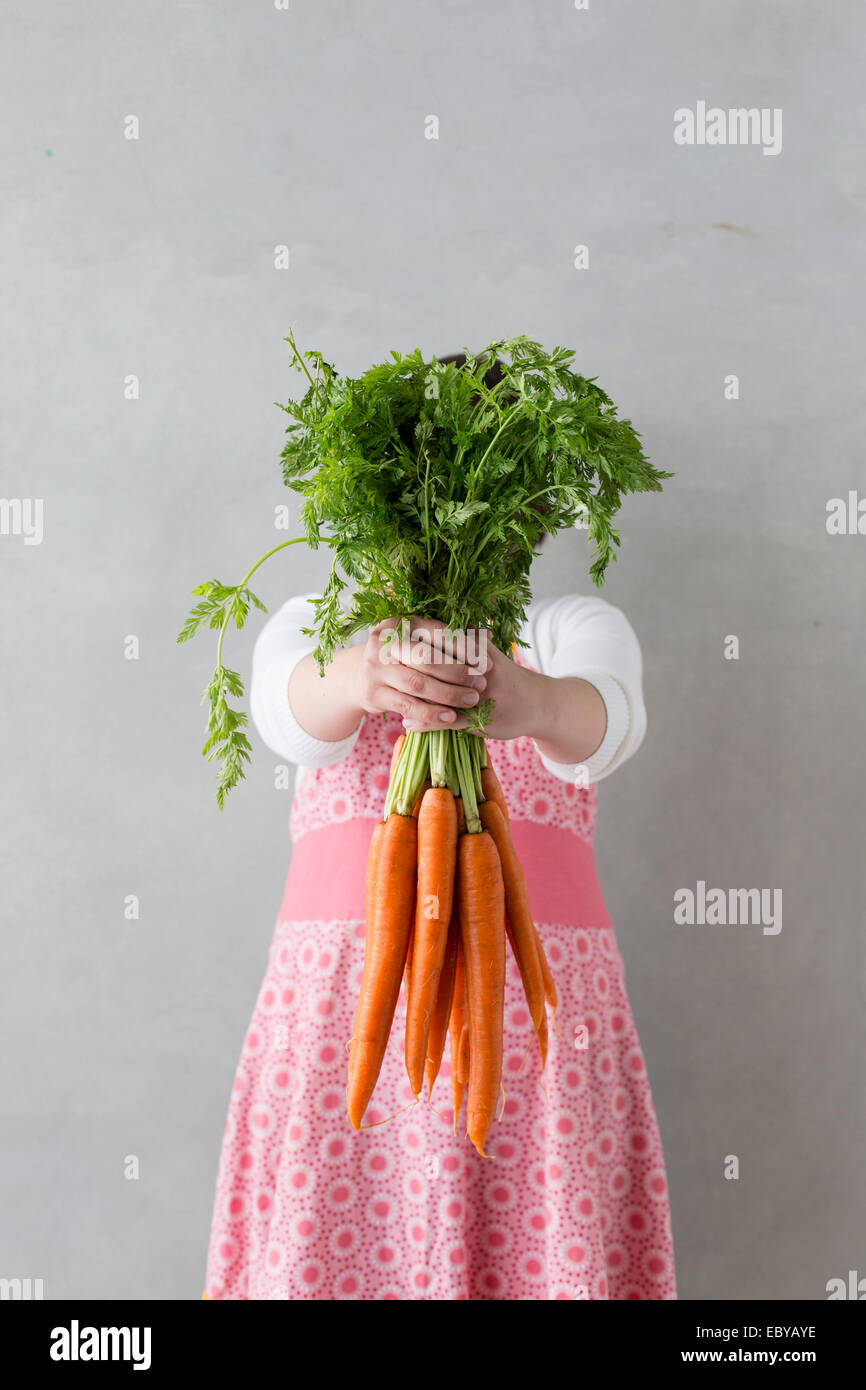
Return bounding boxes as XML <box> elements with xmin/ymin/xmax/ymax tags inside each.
<box><xmin>346</xmin><ymin>812</ymin><xmax>417</xmax><ymax>1128</ymax></box>
<box><xmin>455</xmin><ymin>796</ymin><xmax>466</xmax><ymax>838</ymax></box>
<box><xmin>404</xmin><ymin>777</ymin><xmax>430</xmax><ymax>999</ymax></box>
<box><xmin>505</xmin><ymin>913</ymin><xmax>549</xmax><ymax>1065</ymax></box>
<box><xmin>479</xmin><ymin>799</ymin><xmax>548</xmax><ymax>1071</ymax></box>
<box><xmin>424</xmin><ymin>902</ymin><xmax>460</xmax><ymax>1100</ymax></box>
<box><xmin>534</xmin><ymin>922</ymin><xmax>558</xmax><ymax>1014</ymax></box>
<box><xmin>449</xmin><ymin>936</ymin><xmax>468</xmax><ymax>1131</ymax></box>
<box><xmin>349</xmin><ymin>819</ymin><xmax>387</xmax><ymax>1087</ymax></box>
<box><xmin>457</xmin><ymin>1015</ymin><xmax>469</xmax><ymax>1084</ymax></box>
<box><xmin>403</xmin><ymin>920</ymin><xmax>415</xmax><ymax>1002</ymax></box>
<box><xmin>412</xmin><ymin>782</ymin><xmax>430</xmax><ymax>817</ymax></box>
<box><xmin>481</xmin><ymin>768</ymin><xmax>558</xmax><ymax>1018</ymax></box>
<box><xmin>458</xmin><ymin>830</ymin><xmax>506</xmax><ymax>1156</ymax></box>
<box><xmin>480</xmin><ymin>758</ymin><xmax>509</xmax><ymax>822</ymax></box>
<box><xmin>364</xmin><ymin>820</ymin><xmax>386</xmax><ymax>934</ymax></box>
<box><xmin>389</xmin><ymin>733</ymin><xmax>405</xmax><ymax>780</ymax></box>
<box><xmin>405</xmin><ymin>789</ymin><xmax>458</xmax><ymax>1097</ymax></box>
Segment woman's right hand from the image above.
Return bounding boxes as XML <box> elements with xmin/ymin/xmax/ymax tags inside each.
<box><xmin>350</xmin><ymin>616</ymin><xmax>489</xmax><ymax>731</ymax></box>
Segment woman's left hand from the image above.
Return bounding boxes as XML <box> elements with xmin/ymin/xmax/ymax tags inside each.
<box><xmin>463</xmin><ymin>633</ymin><xmax>540</xmax><ymax>741</ymax></box>
<box><xmin>398</xmin><ymin>626</ymin><xmax>537</xmax><ymax>740</ymax></box>
<box><xmin>400</xmin><ymin>624</ymin><xmax>607</xmax><ymax>766</ymax></box>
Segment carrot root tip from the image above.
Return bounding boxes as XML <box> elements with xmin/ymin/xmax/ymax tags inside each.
<box><xmin>356</xmin><ymin>1097</ymin><xmax>419</xmax><ymax>1130</ymax></box>
<box><xmin>496</xmin><ymin>1081</ymin><xmax>507</xmax><ymax>1124</ymax></box>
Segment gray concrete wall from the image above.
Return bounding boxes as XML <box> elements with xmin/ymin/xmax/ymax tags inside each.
<box><xmin>1</xmin><ymin>0</ymin><xmax>863</xmax><ymax>1299</ymax></box>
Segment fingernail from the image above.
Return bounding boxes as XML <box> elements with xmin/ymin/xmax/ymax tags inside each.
<box><xmin>462</xmin><ymin>690</ymin><xmax>479</xmax><ymax>705</ymax></box>
<box><xmin>472</xmin><ymin>675</ymin><xmax>487</xmax><ymax>690</ymax></box>
<box><xmin>439</xmin><ymin>710</ymin><xmax>456</xmax><ymax>722</ymax></box>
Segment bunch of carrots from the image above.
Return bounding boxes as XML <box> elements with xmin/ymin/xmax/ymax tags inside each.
<box><xmin>346</xmin><ymin>727</ymin><xmax>556</xmax><ymax>1157</ymax></box>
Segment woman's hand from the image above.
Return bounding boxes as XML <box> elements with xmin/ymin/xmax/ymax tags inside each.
<box><xmin>289</xmin><ymin>615</ymin><xmax>487</xmax><ymax>743</ymax></box>
<box><xmin>289</xmin><ymin>615</ymin><xmax>607</xmax><ymax>767</ymax></box>
<box><xmin>353</xmin><ymin>616</ymin><xmax>488</xmax><ymax>730</ymax></box>
<box><xmin>389</xmin><ymin>625</ymin><xmax>608</xmax><ymax>767</ymax></box>
<box><xmin>440</xmin><ymin>628</ymin><xmax>608</xmax><ymax>767</ymax></box>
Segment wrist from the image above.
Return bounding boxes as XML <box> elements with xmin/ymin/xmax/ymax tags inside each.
<box><xmin>516</xmin><ymin>665</ymin><xmax>551</xmax><ymax>741</ymax></box>
<box><xmin>343</xmin><ymin>643</ymin><xmax>369</xmax><ymax>719</ymax></box>
<box><xmin>289</xmin><ymin>645</ymin><xmax>367</xmax><ymax>742</ymax></box>
<box><xmin>525</xmin><ymin>674</ymin><xmax>607</xmax><ymax>765</ymax></box>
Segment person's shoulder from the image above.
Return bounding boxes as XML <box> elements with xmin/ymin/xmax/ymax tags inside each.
<box><xmin>526</xmin><ymin>593</ymin><xmax>589</xmax><ymax>616</ymax></box>
<box><xmin>522</xmin><ymin>593</ymin><xmax>633</xmax><ymax>662</ymax></box>
<box><xmin>271</xmin><ymin>590</ymin><xmax>320</xmax><ymax>609</ymax></box>
<box><xmin>524</xmin><ymin>593</ymin><xmax>601</xmax><ymax>628</ymax></box>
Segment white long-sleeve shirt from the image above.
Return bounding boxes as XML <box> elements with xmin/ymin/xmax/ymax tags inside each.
<box><xmin>249</xmin><ymin>593</ymin><xmax>647</xmax><ymax>784</ymax></box>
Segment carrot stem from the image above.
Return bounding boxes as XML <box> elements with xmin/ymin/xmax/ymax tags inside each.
<box><xmin>470</xmin><ymin>735</ymin><xmax>484</xmax><ymax>804</ymax></box>
<box><xmin>385</xmin><ymin>730</ymin><xmax>430</xmax><ymax>818</ymax></box>
<box><xmin>430</xmin><ymin>729</ymin><xmax>449</xmax><ymax>788</ymax></box>
<box><xmin>453</xmin><ymin>734</ymin><xmax>482</xmax><ymax>832</ymax></box>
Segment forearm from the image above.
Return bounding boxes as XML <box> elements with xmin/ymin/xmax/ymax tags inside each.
<box><xmin>288</xmin><ymin>646</ymin><xmax>366</xmax><ymax>742</ymax></box>
<box><xmin>521</xmin><ymin>669</ymin><xmax>607</xmax><ymax>767</ymax></box>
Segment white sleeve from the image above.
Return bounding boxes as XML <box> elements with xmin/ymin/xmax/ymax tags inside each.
<box><xmin>522</xmin><ymin>593</ymin><xmax>647</xmax><ymax>784</ymax></box>
<box><xmin>249</xmin><ymin>592</ymin><xmax>366</xmax><ymax>768</ymax></box>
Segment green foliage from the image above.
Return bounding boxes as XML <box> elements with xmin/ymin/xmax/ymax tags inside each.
<box><xmin>177</xmin><ymin>580</ymin><xmax>267</xmax><ymax>644</ymax></box>
<box><xmin>201</xmin><ymin>665</ymin><xmax>252</xmax><ymax>811</ymax></box>
<box><xmin>277</xmin><ymin>331</ymin><xmax>671</xmax><ymax>672</ymax></box>
<box><xmin>177</xmin><ymin>579</ymin><xmax>267</xmax><ymax>805</ymax></box>
<box><xmin>180</xmin><ymin>331</ymin><xmax>671</xmax><ymax>804</ymax></box>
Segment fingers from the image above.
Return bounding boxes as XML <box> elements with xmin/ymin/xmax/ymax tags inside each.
<box><xmin>402</xmin><ymin>640</ymin><xmax>491</xmax><ymax>687</ymax></box>
<box><xmin>376</xmin><ymin>683</ymin><xmax>474</xmax><ymax>732</ymax></box>
<box><xmin>355</xmin><ymin>647</ymin><xmax>476</xmax><ymax>726</ymax></box>
<box><xmin>361</xmin><ymin>616</ymin><xmax>494</xmax><ymax>729</ymax></box>
<box><xmin>369</xmin><ymin>640</ymin><xmax>486</xmax><ymax>696</ymax></box>
<box><xmin>385</xmin><ymin>660</ymin><xmax>485</xmax><ymax>713</ymax></box>
<box><xmin>376</xmin><ymin>618</ymin><xmax>491</xmax><ymax>685</ymax></box>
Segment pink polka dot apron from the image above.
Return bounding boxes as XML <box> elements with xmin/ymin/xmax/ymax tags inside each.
<box><xmin>203</xmin><ymin>657</ymin><xmax>677</xmax><ymax>1300</ymax></box>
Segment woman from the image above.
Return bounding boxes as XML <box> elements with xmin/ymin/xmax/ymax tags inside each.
<box><xmin>202</xmin><ymin>565</ymin><xmax>677</xmax><ymax>1299</ymax></box>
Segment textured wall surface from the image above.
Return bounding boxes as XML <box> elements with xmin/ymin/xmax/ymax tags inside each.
<box><xmin>1</xmin><ymin>0</ymin><xmax>863</xmax><ymax>1300</ymax></box>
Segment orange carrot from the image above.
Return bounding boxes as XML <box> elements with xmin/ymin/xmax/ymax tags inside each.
<box><xmin>480</xmin><ymin>799</ymin><xmax>548</xmax><ymax>1070</ymax></box>
<box><xmin>403</xmin><ymin>919</ymin><xmax>415</xmax><ymax>1002</ymax></box>
<box><xmin>485</xmin><ymin>766</ymin><xmax>558</xmax><ymax>1017</ymax></box>
<box><xmin>481</xmin><ymin>759</ymin><xmax>509</xmax><ymax>822</ymax></box>
<box><xmin>346</xmin><ymin>812</ymin><xmax>417</xmax><ymax>1128</ymax></box>
<box><xmin>449</xmin><ymin>799</ymin><xmax>468</xmax><ymax>1100</ymax></box>
<box><xmin>405</xmin><ymin>788</ymin><xmax>458</xmax><ymax>1097</ymax></box>
<box><xmin>457</xmin><ymin>1015</ymin><xmax>469</xmax><ymax>1084</ymax></box>
<box><xmin>404</xmin><ymin>777</ymin><xmax>430</xmax><ymax>998</ymax></box>
<box><xmin>449</xmin><ymin>936</ymin><xmax>468</xmax><ymax>1131</ymax></box>
<box><xmin>411</xmin><ymin>779</ymin><xmax>430</xmax><ymax>818</ymax></box>
<box><xmin>424</xmin><ymin>902</ymin><xmax>460</xmax><ymax>1100</ymax></box>
<box><xmin>505</xmin><ymin>913</ymin><xmax>549</xmax><ymax>1064</ymax></box>
<box><xmin>349</xmin><ymin>820</ymin><xmax>386</xmax><ymax>1086</ymax></box>
<box><xmin>365</xmin><ymin>820</ymin><xmax>386</xmax><ymax>933</ymax></box>
<box><xmin>389</xmin><ymin>733</ymin><xmax>405</xmax><ymax>780</ymax></box>
<box><xmin>534</xmin><ymin>923</ymin><xmax>558</xmax><ymax>1014</ymax></box>
<box><xmin>458</xmin><ymin>830</ymin><xmax>506</xmax><ymax>1156</ymax></box>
